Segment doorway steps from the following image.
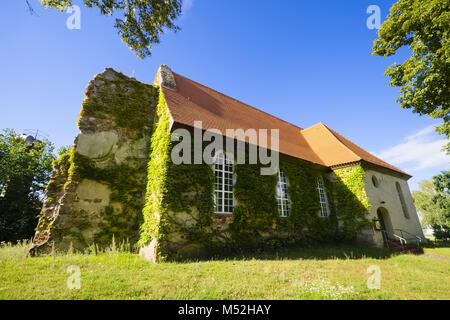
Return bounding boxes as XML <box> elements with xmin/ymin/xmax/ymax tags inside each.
<box><xmin>384</xmin><ymin>239</ymin><xmax>423</xmax><ymax>254</ymax></box>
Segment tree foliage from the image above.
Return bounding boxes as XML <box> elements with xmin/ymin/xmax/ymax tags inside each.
<box><xmin>372</xmin><ymin>0</ymin><xmax>450</xmax><ymax>152</ymax></box>
<box><xmin>412</xmin><ymin>180</ymin><xmax>443</xmax><ymax>226</ymax></box>
<box><xmin>0</xmin><ymin>129</ymin><xmax>55</xmax><ymax>242</ymax></box>
<box><xmin>39</xmin><ymin>0</ymin><xmax>183</xmax><ymax>58</ymax></box>
<box><xmin>412</xmin><ymin>170</ymin><xmax>450</xmax><ymax>239</ymax></box>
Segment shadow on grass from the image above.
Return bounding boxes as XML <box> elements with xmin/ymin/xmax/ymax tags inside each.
<box><xmin>179</xmin><ymin>244</ymin><xmax>399</xmax><ymax>263</ymax></box>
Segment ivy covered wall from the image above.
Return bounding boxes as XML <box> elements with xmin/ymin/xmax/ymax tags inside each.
<box><xmin>31</xmin><ymin>69</ymin><xmax>157</xmax><ymax>254</ymax></box>
<box><xmin>228</xmin><ymin>160</ymin><xmax>337</xmax><ymax>250</ymax></box>
<box><xmin>138</xmin><ymin>89</ymin><xmax>215</xmax><ymax>261</ymax></box>
<box><xmin>139</xmin><ymin>126</ymin><xmax>373</xmax><ymax>261</ymax></box>
<box><xmin>32</xmin><ymin>68</ymin><xmax>375</xmax><ymax>259</ymax></box>
<box><xmin>332</xmin><ymin>166</ymin><xmax>372</xmax><ymax>240</ymax></box>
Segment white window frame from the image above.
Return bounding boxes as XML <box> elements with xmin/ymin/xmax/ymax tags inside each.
<box><xmin>213</xmin><ymin>152</ymin><xmax>234</xmax><ymax>215</ymax></box>
<box><xmin>317</xmin><ymin>177</ymin><xmax>330</xmax><ymax>217</ymax></box>
<box><xmin>276</xmin><ymin>170</ymin><xmax>290</xmax><ymax>217</ymax></box>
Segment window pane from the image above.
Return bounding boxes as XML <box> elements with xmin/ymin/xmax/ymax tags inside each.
<box><xmin>317</xmin><ymin>177</ymin><xmax>330</xmax><ymax>217</ymax></box>
<box><xmin>213</xmin><ymin>153</ymin><xmax>233</xmax><ymax>214</ymax></box>
<box><xmin>277</xmin><ymin>171</ymin><xmax>290</xmax><ymax>217</ymax></box>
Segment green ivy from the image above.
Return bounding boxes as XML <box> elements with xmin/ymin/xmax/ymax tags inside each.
<box><xmin>66</xmin><ymin>148</ymin><xmax>148</xmax><ymax>246</ymax></box>
<box><xmin>278</xmin><ymin>161</ymin><xmax>337</xmax><ymax>243</ymax></box>
<box><xmin>42</xmin><ymin>150</ymin><xmax>71</xmax><ymax>205</ymax></box>
<box><xmin>138</xmin><ymin>121</ymin><xmax>374</xmax><ymax>259</ymax></box>
<box><xmin>229</xmin><ymin>158</ymin><xmax>337</xmax><ymax>250</ymax></box>
<box><xmin>333</xmin><ymin>166</ymin><xmax>372</xmax><ymax>239</ymax></box>
<box><xmin>79</xmin><ymin>70</ymin><xmax>156</xmax><ymax>133</ymax></box>
<box><xmin>138</xmin><ymin>89</ymin><xmax>215</xmax><ymax>260</ymax></box>
<box><xmin>228</xmin><ymin>162</ymin><xmax>278</xmax><ymax>248</ymax></box>
<box><xmin>139</xmin><ymin>89</ymin><xmax>173</xmax><ymax>248</ymax></box>
<box><xmin>37</xmin><ymin>148</ymin><xmax>93</xmax><ymax>246</ymax></box>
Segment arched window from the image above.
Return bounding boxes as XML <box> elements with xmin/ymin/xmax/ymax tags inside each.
<box><xmin>372</xmin><ymin>175</ymin><xmax>379</xmax><ymax>187</ymax></box>
<box><xmin>317</xmin><ymin>177</ymin><xmax>330</xmax><ymax>217</ymax></box>
<box><xmin>395</xmin><ymin>182</ymin><xmax>409</xmax><ymax>219</ymax></box>
<box><xmin>276</xmin><ymin>170</ymin><xmax>290</xmax><ymax>217</ymax></box>
<box><xmin>213</xmin><ymin>152</ymin><xmax>233</xmax><ymax>214</ymax></box>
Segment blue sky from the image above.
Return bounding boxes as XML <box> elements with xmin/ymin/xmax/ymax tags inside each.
<box><xmin>0</xmin><ymin>0</ymin><xmax>448</xmax><ymax>190</ymax></box>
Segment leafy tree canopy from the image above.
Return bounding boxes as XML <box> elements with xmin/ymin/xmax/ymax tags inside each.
<box><xmin>412</xmin><ymin>170</ymin><xmax>450</xmax><ymax>239</ymax></box>
<box><xmin>433</xmin><ymin>169</ymin><xmax>450</xmax><ymax>195</ymax></box>
<box><xmin>57</xmin><ymin>144</ymin><xmax>72</xmax><ymax>156</ymax></box>
<box><xmin>412</xmin><ymin>180</ymin><xmax>443</xmax><ymax>227</ymax></box>
<box><xmin>39</xmin><ymin>0</ymin><xmax>183</xmax><ymax>58</ymax></box>
<box><xmin>372</xmin><ymin>0</ymin><xmax>450</xmax><ymax>152</ymax></box>
<box><xmin>0</xmin><ymin>129</ymin><xmax>55</xmax><ymax>242</ymax></box>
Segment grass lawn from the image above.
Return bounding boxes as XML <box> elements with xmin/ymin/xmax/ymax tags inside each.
<box><xmin>423</xmin><ymin>247</ymin><xmax>450</xmax><ymax>258</ymax></box>
<box><xmin>0</xmin><ymin>242</ymin><xmax>449</xmax><ymax>300</ymax></box>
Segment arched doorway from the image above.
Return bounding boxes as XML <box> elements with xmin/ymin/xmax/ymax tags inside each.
<box><xmin>376</xmin><ymin>207</ymin><xmax>393</xmax><ymax>240</ymax></box>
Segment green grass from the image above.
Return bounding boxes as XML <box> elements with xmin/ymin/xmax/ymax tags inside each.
<box><xmin>0</xmin><ymin>242</ymin><xmax>449</xmax><ymax>300</ymax></box>
<box><xmin>423</xmin><ymin>247</ymin><xmax>450</xmax><ymax>258</ymax></box>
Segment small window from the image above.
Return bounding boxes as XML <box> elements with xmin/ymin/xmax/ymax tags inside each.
<box><xmin>276</xmin><ymin>171</ymin><xmax>290</xmax><ymax>217</ymax></box>
<box><xmin>317</xmin><ymin>177</ymin><xmax>330</xmax><ymax>217</ymax></box>
<box><xmin>372</xmin><ymin>175</ymin><xmax>379</xmax><ymax>187</ymax></box>
<box><xmin>213</xmin><ymin>152</ymin><xmax>234</xmax><ymax>214</ymax></box>
<box><xmin>395</xmin><ymin>182</ymin><xmax>409</xmax><ymax>219</ymax></box>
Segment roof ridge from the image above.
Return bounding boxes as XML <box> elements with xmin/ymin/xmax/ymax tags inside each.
<box><xmin>172</xmin><ymin>72</ymin><xmax>304</xmax><ymax>131</ymax></box>
<box><xmin>321</xmin><ymin>123</ymin><xmax>410</xmax><ymax>176</ymax></box>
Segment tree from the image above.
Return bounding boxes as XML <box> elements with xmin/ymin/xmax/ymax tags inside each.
<box><xmin>432</xmin><ymin>170</ymin><xmax>450</xmax><ymax>239</ymax></box>
<box><xmin>38</xmin><ymin>0</ymin><xmax>183</xmax><ymax>58</ymax></box>
<box><xmin>372</xmin><ymin>0</ymin><xmax>450</xmax><ymax>153</ymax></box>
<box><xmin>56</xmin><ymin>144</ymin><xmax>72</xmax><ymax>156</ymax></box>
<box><xmin>0</xmin><ymin>129</ymin><xmax>55</xmax><ymax>242</ymax></box>
<box><xmin>433</xmin><ymin>170</ymin><xmax>450</xmax><ymax>195</ymax></box>
<box><xmin>412</xmin><ymin>170</ymin><xmax>450</xmax><ymax>240</ymax></box>
<box><xmin>412</xmin><ymin>180</ymin><xmax>442</xmax><ymax>226</ymax></box>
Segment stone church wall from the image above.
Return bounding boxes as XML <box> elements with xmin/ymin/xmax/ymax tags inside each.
<box><xmin>31</xmin><ymin>69</ymin><xmax>157</xmax><ymax>254</ymax></box>
<box><xmin>31</xmin><ymin>65</ymin><xmax>401</xmax><ymax>261</ymax></box>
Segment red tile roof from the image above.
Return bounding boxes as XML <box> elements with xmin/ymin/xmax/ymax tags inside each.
<box><xmin>158</xmin><ymin>70</ymin><xmax>410</xmax><ymax>178</ymax></box>
<box><xmin>301</xmin><ymin>123</ymin><xmax>410</xmax><ymax>177</ymax></box>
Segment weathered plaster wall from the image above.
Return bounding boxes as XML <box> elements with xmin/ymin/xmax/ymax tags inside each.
<box><xmin>363</xmin><ymin>169</ymin><xmax>425</xmax><ymax>246</ymax></box>
<box><xmin>31</xmin><ymin>69</ymin><xmax>157</xmax><ymax>254</ymax></box>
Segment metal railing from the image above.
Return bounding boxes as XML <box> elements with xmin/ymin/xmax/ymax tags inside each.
<box><xmin>393</xmin><ymin>229</ymin><xmax>423</xmax><ymax>246</ymax></box>
<box><xmin>381</xmin><ymin>230</ymin><xmax>407</xmax><ymax>251</ymax></box>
